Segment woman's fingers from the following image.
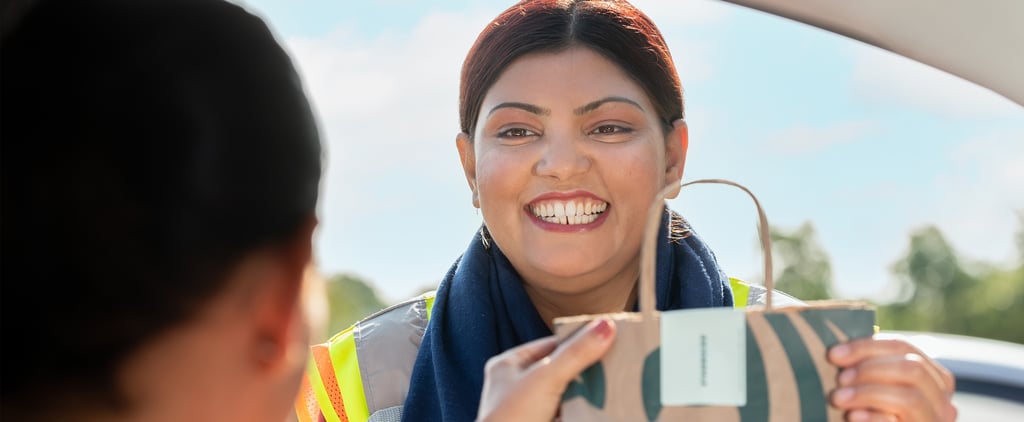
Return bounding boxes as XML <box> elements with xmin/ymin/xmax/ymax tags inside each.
<box><xmin>486</xmin><ymin>336</ymin><xmax>560</xmax><ymax>375</ymax></box>
<box><xmin>829</xmin><ymin>337</ymin><xmax>955</xmax><ymax>396</ymax></box>
<box><xmin>530</xmin><ymin>318</ymin><xmax>617</xmax><ymax>386</ymax></box>
<box><xmin>836</xmin><ymin>353</ymin><xmax>949</xmax><ymax>417</ymax></box>
<box><xmin>844</xmin><ymin>409</ymin><xmax>899</xmax><ymax>422</ymax></box>
<box><xmin>831</xmin><ymin>384</ymin><xmax>956</xmax><ymax>422</ymax></box>
<box><xmin>828</xmin><ymin>337</ymin><xmax>958</xmax><ymax>422</ymax></box>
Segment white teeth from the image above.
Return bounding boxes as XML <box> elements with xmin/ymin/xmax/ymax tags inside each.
<box><xmin>530</xmin><ymin>199</ymin><xmax>608</xmax><ymax>224</ymax></box>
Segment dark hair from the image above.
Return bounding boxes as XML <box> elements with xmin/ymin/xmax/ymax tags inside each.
<box><xmin>459</xmin><ymin>0</ymin><xmax>684</xmax><ymax>139</ymax></box>
<box><xmin>1</xmin><ymin>0</ymin><xmax>321</xmax><ymax>412</ymax></box>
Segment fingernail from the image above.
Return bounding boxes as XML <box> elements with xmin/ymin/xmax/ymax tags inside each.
<box><xmin>830</xmin><ymin>344</ymin><xmax>850</xmax><ymax>360</ymax></box>
<box><xmin>591</xmin><ymin>318</ymin><xmax>612</xmax><ymax>339</ymax></box>
<box><xmin>848</xmin><ymin>409</ymin><xmax>870</xmax><ymax>422</ymax></box>
<box><xmin>838</xmin><ymin>368</ymin><xmax>856</xmax><ymax>386</ymax></box>
<box><xmin>832</xmin><ymin>387</ymin><xmax>854</xmax><ymax>405</ymax></box>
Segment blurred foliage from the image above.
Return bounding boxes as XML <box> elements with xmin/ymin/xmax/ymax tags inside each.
<box><xmin>770</xmin><ymin>222</ymin><xmax>834</xmax><ymax>300</ymax></box>
<box><xmin>877</xmin><ymin>222</ymin><xmax>1024</xmax><ymax>344</ymax></box>
<box><xmin>771</xmin><ymin>216</ymin><xmax>1024</xmax><ymax>344</ymax></box>
<box><xmin>322</xmin><ymin>273</ymin><xmax>388</xmax><ymax>338</ymax></box>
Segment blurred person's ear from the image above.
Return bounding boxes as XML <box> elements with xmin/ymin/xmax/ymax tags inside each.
<box><xmin>249</xmin><ymin>215</ymin><xmax>319</xmax><ymax>376</ymax></box>
<box><xmin>662</xmin><ymin>119</ymin><xmax>688</xmax><ymax>199</ymax></box>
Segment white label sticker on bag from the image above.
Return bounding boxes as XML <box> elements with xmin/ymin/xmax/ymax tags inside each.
<box><xmin>660</xmin><ymin>308</ymin><xmax>746</xmax><ymax>406</ymax></box>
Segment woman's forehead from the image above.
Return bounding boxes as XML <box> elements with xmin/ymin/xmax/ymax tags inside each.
<box><xmin>481</xmin><ymin>46</ymin><xmax>654</xmax><ymax>110</ymax></box>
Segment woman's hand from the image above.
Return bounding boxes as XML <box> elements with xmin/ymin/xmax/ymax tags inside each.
<box><xmin>828</xmin><ymin>335</ymin><xmax>957</xmax><ymax>421</ymax></box>
<box><xmin>477</xmin><ymin>318</ymin><xmax>617</xmax><ymax>422</ymax></box>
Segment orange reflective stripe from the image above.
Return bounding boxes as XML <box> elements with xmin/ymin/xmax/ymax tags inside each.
<box><xmin>310</xmin><ymin>343</ymin><xmax>349</xmax><ymax>422</ymax></box>
<box><xmin>295</xmin><ymin>374</ymin><xmax>317</xmax><ymax>422</ymax></box>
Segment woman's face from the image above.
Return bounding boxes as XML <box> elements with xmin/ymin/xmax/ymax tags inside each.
<box><xmin>457</xmin><ymin>46</ymin><xmax>687</xmax><ymax>294</ymax></box>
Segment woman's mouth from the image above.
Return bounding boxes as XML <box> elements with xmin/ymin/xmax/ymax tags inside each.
<box><xmin>528</xmin><ymin>199</ymin><xmax>608</xmax><ymax>225</ymax></box>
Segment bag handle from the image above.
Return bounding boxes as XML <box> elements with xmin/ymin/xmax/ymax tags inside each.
<box><xmin>639</xmin><ymin>179</ymin><xmax>775</xmax><ymax>319</ymax></box>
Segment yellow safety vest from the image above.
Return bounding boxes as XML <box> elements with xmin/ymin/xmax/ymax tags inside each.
<box><xmin>296</xmin><ymin>279</ymin><xmax>796</xmax><ymax>422</ymax></box>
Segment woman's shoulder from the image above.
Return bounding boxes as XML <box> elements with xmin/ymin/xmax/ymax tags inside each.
<box><xmin>325</xmin><ymin>291</ymin><xmax>437</xmax><ymax>345</ymax></box>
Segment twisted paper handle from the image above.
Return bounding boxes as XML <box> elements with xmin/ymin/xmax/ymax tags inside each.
<box><xmin>639</xmin><ymin>179</ymin><xmax>774</xmax><ymax>319</ymax></box>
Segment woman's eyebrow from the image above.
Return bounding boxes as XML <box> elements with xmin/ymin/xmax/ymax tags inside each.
<box><xmin>487</xmin><ymin>102</ymin><xmax>551</xmax><ymax>117</ymax></box>
<box><xmin>574</xmin><ymin>96</ymin><xmax>644</xmax><ymax>115</ymax></box>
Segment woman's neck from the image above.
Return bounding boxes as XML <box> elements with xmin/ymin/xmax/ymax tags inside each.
<box><xmin>522</xmin><ymin>268</ymin><xmax>640</xmax><ymax>331</ymax></box>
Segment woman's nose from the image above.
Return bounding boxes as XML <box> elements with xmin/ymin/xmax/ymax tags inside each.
<box><xmin>533</xmin><ymin>133</ymin><xmax>590</xmax><ymax>181</ymax></box>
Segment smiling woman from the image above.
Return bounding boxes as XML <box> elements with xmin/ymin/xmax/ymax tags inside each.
<box><xmin>297</xmin><ymin>2</ymin><xmax>729</xmax><ymax>420</ymax></box>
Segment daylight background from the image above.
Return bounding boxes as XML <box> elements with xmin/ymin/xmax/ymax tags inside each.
<box><xmin>233</xmin><ymin>0</ymin><xmax>1023</xmax><ymax>341</ymax></box>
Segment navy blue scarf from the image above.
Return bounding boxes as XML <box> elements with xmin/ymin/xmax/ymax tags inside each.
<box><xmin>402</xmin><ymin>210</ymin><xmax>733</xmax><ymax>421</ymax></box>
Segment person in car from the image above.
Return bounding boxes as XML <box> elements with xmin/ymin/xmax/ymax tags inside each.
<box><xmin>1</xmin><ymin>0</ymin><xmax>323</xmax><ymax>420</ymax></box>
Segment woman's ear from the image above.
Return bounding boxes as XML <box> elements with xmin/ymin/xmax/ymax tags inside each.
<box><xmin>456</xmin><ymin>132</ymin><xmax>480</xmax><ymax>208</ymax></box>
<box><xmin>663</xmin><ymin>119</ymin><xmax>689</xmax><ymax>199</ymax></box>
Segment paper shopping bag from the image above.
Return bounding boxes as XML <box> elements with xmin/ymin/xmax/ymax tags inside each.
<box><xmin>553</xmin><ymin>180</ymin><xmax>875</xmax><ymax>422</ymax></box>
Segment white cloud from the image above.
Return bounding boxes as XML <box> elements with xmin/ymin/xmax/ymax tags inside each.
<box><xmin>850</xmin><ymin>46</ymin><xmax>1022</xmax><ymax>118</ymax></box>
<box><xmin>633</xmin><ymin>0</ymin><xmax>734</xmax><ymax>84</ymax></box>
<box><xmin>285</xmin><ymin>8</ymin><xmax>493</xmax><ymax>192</ymax></box>
<box><xmin>281</xmin><ymin>10</ymin><xmax>498</xmax><ymax>297</ymax></box>
<box><xmin>762</xmin><ymin>120</ymin><xmax>876</xmax><ymax>155</ymax></box>
<box><xmin>932</xmin><ymin>129</ymin><xmax>1024</xmax><ymax>263</ymax></box>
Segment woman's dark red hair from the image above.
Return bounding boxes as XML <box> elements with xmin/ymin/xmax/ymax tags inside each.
<box><xmin>459</xmin><ymin>0</ymin><xmax>684</xmax><ymax>138</ymax></box>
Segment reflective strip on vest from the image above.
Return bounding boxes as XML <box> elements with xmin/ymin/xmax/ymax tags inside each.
<box><xmin>739</xmin><ymin>281</ymin><xmax>806</xmax><ymax>308</ymax></box>
<box><xmin>730</xmin><ymin>277</ymin><xmax>750</xmax><ymax>308</ymax></box>
<box><xmin>306</xmin><ymin>335</ymin><xmax>357</xmax><ymax>422</ymax></box>
<box><xmin>295</xmin><ymin>373</ymin><xmax>317</xmax><ymax>422</ymax></box>
<box><xmin>331</xmin><ymin>330</ymin><xmax>368</xmax><ymax>421</ymax></box>
<box><xmin>300</xmin><ymin>292</ymin><xmax>436</xmax><ymax>422</ymax></box>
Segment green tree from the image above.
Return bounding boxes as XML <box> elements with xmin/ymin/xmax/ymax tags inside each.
<box><xmin>770</xmin><ymin>222</ymin><xmax>834</xmax><ymax>300</ymax></box>
<box><xmin>878</xmin><ymin>226</ymin><xmax>975</xmax><ymax>333</ymax></box>
<box><xmin>323</xmin><ymin>273</ymin><xmax>389</xmax><ymax>338</ymax></box>
<box><xmin>877</xmin><ymin>223</ymin><xmax>1024</xmax><ymax>344</ymax></box>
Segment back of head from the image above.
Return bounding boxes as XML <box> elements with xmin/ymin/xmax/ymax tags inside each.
<box><xmin>1</xmin><ymin>0</ymin><xmax>321</xmax><ymax>415</ymax></box>
<box><xmin>459</xmin><ymin>0</ymin><xmax>684</xmax><ymax>138</ymax></box>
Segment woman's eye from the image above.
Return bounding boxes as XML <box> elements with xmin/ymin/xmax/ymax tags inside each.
<box><xmin>590</xmin><ymin>125</ymin><xmax>633</xmax><ymax>136</ymax></box>
<box><xmin>497</xmin><ymin>127</ymin><xmax>538</xmax><ymax>138</ymax></box>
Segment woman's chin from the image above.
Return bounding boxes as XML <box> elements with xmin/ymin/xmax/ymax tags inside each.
<box><xmin>522</xmin><ymin>259</ymin><xmax>613</xmax><ymax>289</ymax></box>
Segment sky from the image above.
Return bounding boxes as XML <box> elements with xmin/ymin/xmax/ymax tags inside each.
<box><xmin>233</xmin><ymin>0</ymin><xmax>1024</xmax><ymax>303</ymax></box>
